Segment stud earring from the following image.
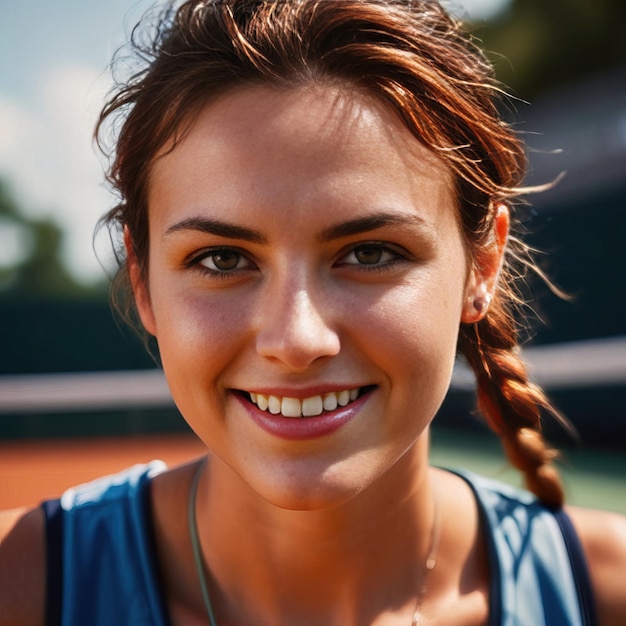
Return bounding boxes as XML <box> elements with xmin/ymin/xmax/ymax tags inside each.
<box><xmin>473</xmin><ymin>292</ymin><xmax>491</xmax><ymax>313</ymax></box>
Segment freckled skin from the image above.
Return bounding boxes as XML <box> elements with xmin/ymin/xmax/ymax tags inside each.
<box><xmin>137</xmin><ymin>84</ymin><xmax>472</xmax><ymax>511</ymax></box>
<box><xmin>1</xmin><ymin>85</ymin><xmax>624</xmax><ymax>626</ymax></box>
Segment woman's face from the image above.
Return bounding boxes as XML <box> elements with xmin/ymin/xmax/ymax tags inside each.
<box><xmin>135</xmin><ymin>84</ymin><xmax>473</xmax><ymax>510</ymax></box>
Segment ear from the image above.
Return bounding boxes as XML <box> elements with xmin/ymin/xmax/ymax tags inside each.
<box><xmin>124</xmin><ymin>227</ymin><xmax>157</xmax><ymax>336</ymax></box>
<box><xmin>461</xmin><ymin>204</ymin><xmax>509</xmax><ymax>324</ymax></box>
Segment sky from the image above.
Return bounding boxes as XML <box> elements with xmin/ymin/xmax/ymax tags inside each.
<box><xmin>0</xmin><ymin>0</ymin><xmax>511</xmax><ymax>284</ymax></box>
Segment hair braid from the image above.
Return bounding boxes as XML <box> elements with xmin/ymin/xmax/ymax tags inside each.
<box><xmin>458</xmin><ymin>296</ymin><xmax>567</xmax><ymax>509</ymax></box>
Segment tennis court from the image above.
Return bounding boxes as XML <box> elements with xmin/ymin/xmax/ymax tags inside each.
<box><xmin>1</xmin><ymin>338</ymin><xmax>624</xmax><ymax>512</ymax></box>
<box><xmin>1</xmin><ymin>427</ymin><xmax>623</xmax><ymax>514</ymax></box>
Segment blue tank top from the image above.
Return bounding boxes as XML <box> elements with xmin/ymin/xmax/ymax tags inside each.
<box><xmin>42</xmin><ymin>462</ymin><xmax>597</xmax><ymax>626</ymax></box>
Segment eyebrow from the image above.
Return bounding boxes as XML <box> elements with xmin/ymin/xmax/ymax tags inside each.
<box><xmin>164</xmin><ymin>217</ymin><xmax>267</xmax><ymax>243</ymax></box>
<box><xmin>163</xmin><ymin>211</ymin><xmax>427</xmax><ymax>243</ymax></box>
<box><xmin>319</xmin><ymin>212</ymin><xmax>428</xmax><ymax>242</ymax></box>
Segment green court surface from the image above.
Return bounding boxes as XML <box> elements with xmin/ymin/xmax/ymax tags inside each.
<box><xmin>431</xmin><ymin>427</ymin><xmax>625</xmax><ymax>514</ymax></box>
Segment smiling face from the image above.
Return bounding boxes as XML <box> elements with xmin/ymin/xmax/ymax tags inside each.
<box><xmin>133</xmin><ymin>84</ymin><xmax>474</xmax><ymax>509</ymax></box>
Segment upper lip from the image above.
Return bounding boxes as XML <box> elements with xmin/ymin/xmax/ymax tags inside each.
<box><xmin>234</xmin><ymin>384</ymin><xmax>373</xmax><ymax>399</ymax></box>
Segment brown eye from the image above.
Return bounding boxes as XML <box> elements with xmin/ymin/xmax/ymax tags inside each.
<box><xmin>198</xmin><ymin>248</ymin><xmax>249</xmax><ymax>272</ymax></box>
<box><xmin>211</xmin><ymin>251</ymin><xmax>241</xmax><ymax>270</ymax></box>
<box><xmin>338</xmin><ymin>243</ymin><xmax>404</xmax><ymax>270</ymax></box>
<box><xmin>354</xmin><ymin>246</ymin><xmax>383</xmax><ymax>265</ymax></box>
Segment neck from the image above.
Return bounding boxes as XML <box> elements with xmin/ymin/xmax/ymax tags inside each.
<box><xmin>195</xmin><ymin>440</ymin><xmax>438</xmax><ymax>625</ymax></box>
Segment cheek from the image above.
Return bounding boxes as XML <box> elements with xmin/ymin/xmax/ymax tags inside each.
<box><xmin>151</xmin><ymin>290</ymin><xmax>251</xmax><ymax>391</ymax></box>
<box><xmin>339</xmin><ymin>271</ymin><xmax>465</xmax><ymax>407</ymax></box>
<box><xmin>167</xmin><ymin>296</ymin><xmax>244</xmax><ymax>344</ymax></box>
<box><xmin>345</xmin><ymin>270</ymin><xmax>465</xmax><ymax>354</ymax></box>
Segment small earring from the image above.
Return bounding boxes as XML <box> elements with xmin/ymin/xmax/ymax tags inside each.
<box><xmin>473</xmin><ymin>293</ymin><xmax>491</xmax><ymax>313</ymax></box>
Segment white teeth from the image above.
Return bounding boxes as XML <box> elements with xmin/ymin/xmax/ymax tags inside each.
<box><xmin>302</xmin><ymin>396</ymin><xmax>323</xmax><ymax>417</ymax></box>
<box><xmin>337</xmin><ymin>390</ymin><xmax>350</xmax><ymax>406</ymax></box>
<box><xmin>281</xmin><ymin>397</ymin><xmax>301</xmax><ymax>418</ymax></box>
<box><xmin>268</xmin><ymin>395</ymin><xmax>281</xmax><ymax>415</ymax></box>
<box><xmin>249</xmin><ymin>388</ymin><xmax>361</xmax><ymax>418</ymax></box>
<box><xmin>256</xmin><ymin>394</ymin><xmax>269</xmax><ymax>411</ymax></box>
<box><xmin>322</xmin><ymin>393</ymin><xmax>338</xmax><ymax>411</ymax></box>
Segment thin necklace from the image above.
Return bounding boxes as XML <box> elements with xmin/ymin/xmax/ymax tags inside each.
<box><xmin>411</xmin><ymin>489</ymin><xmax>441</xmax><ymax>625</ymax></box>
<box><xmin>188</xmin><ymin>457</ymin><xmax>218</xmax><ymax>626</ymax></box>
<box><xmin>188</xmin><ymin>459</ymin><xmax>441</xmax><ymax>626</ymax></box>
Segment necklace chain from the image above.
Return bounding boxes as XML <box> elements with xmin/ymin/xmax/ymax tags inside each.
<box><xmin>188</xmin><ymin>458</ymin><xmax>441</xmax><ymax>626</ymax></box>
<box><xmin>411</xmin><ymin>489</ymin><xmax>441</xmax><ymax>625</ymax></box>
<box><xmin>189</xmin><ymin>458</ymin><xmax>219</xmax><ymax>626</ymax></box>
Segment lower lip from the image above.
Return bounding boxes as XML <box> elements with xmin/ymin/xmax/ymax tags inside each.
<box><xmin>237</xmin><ymin>391</ymin><xmax>372</xmax><ymax>440</ymax></box>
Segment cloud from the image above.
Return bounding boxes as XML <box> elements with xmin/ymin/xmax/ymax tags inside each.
<box><xmin>0</xmin><ymin>100</ymin><xmax>45</xmax><ymax>202</ymax></box>
<box><xmin>0</xmin><ymin>64</ymin><xmax>115</xmax><ymax>284</ymax></box>
<box><xmin>0</xmin><ymin>0</ymin><xmax>513</xmax><ymax>286</ymax></box>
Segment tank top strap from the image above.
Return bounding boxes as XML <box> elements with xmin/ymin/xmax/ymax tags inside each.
<box><xmin>43</xmin><ymin>461</ymin><xmax>169</xmax><ymax>626</ymax></box>
<box><xmin>449</xmin><ymin>469</ymin><xmax>597</xmax><ymax>626</ymax></box>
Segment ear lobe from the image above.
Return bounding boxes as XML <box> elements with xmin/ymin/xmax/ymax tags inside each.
<box><xmin>461</xmin><ymin>270</ymin><xmax>491</xmax><ymax>323</ymax></box>
<box><xmin>461</xmin><ymin>204</ymin><xmax>509</xmax><ymax>324</ymax></box>
<box><xmin>124</xmin><ymin>227</ymin><xmax>157</xmax><ymax>336</ymax></box>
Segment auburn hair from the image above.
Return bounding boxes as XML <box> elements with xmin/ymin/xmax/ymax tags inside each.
<box><xmin>97</xmin><ymin>0</ymin><xmax>567</xmax><ymax>508</ymax></box>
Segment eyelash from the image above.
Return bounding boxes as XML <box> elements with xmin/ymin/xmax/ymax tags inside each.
<box><xmin>337</xmin><ymin>242</ymin><xmax>408</xmax><ymax>272</ymax></box>
<box><xmin>187</xmin><ymin>247</ymin><xmax>254</xmax><ymax>278</ymax></box>
<box><xmin>186</xmin><ymin>242</ymin><xmax>408</xmax><ymax>278</ymax></box>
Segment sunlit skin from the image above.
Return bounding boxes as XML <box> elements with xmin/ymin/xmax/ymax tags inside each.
<box><xmin>138</xmin><ymin>85</ymin><xmax>476</xmax><ymax>508</ymax></box>
<box><xmin>1</xmin><ymin>82</ymin><xmax>625</xmax><ymax>626</ymax></box>
<box><xmin>131</xmin><ymin>84</ymin><xmax>504</xmax><ymax>624</ymax></box>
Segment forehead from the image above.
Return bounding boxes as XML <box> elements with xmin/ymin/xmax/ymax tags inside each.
<box><xmin>154</xmin><ymin>83</ymin><xmax>450</xmax><ymax>175</ymax></box>
<box><xmin>148</xmin><ymin>84</ymin><xmax>457</xmax><ymax>231</ymax></box>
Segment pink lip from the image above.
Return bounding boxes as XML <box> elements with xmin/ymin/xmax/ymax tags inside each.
<box><xmin>236</xmin><ymin>389</ymin><xmax>373</xmax><ymax>440</ymax></box>
<box><xmin>245</xmin><ymin>384</ymin><xmax>362</xmax><ymax>399</ymax></box>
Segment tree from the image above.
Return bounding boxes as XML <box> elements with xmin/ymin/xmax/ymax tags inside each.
<box><xmin>475</xmin><ymin>0</ymin><xmax>626</xmax><ymax>98</ymax></box>
<box><xmin>0</xmin><ymin>180</ymin><xmax>106</xmax><ymax>299</ymax></box>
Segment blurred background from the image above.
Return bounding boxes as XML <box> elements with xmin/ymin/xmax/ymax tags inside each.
<box><xmin>1</xmin><ymin>0</ymin><xmax>624</xmax><ymax>510</ymax></box>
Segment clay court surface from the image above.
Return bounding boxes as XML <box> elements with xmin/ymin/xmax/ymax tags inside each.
<box><xmin>1</xmin><ymin>429</ymin><xmax>624</xmax><ymax>513</ymax></box>
<box><xmin>0</xmin><ymin>434</ymin><xmax>207</xmax><ymax>509</ymax></box>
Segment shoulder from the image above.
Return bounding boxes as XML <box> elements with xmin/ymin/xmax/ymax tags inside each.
<box><xmin>567</xmin><ymin>506</ymin><xmax>626</xmax><ymax>626</ymax></box>
<box><xmin>0</xmin><ymin>462</ymin><xmax>171</xmax><ymax>626</ymax></box>
<box><xmin>0</xmin><ymin>506</ymin><xmax>46</xmax><ymax>626</ymax></box>
<box><xmin>60</xmin><ymin>460</ymin><xmax>168</xmax><ymax>510</ymax></box>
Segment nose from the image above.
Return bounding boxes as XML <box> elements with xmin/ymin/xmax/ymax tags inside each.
<box><xmin>255</xmin><ymin>283</ymin><xmax>340</xmax><ymax>370</ymax></box>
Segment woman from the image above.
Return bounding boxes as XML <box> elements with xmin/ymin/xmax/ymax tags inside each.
<box><xmin>1</xmin><ymin>1</ymin><xmax>624</xmax><ymax>624</ymax></box>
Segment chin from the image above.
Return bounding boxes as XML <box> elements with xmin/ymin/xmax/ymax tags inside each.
<box><xmin>259</xmin><ymin>480</ymin><xmax>368</xmax><ymax>512</ymax></box>
<box><xmin>238</xmin><ymin>451</ymin><xmax>390</xmax><ymax>513</ymax></box>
